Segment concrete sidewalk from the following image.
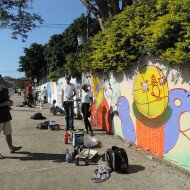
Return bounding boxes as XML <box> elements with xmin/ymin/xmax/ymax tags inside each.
<box><xmin>0</xmin><ymin>94</ymin><xmax>190</xmax><ymax>190</ymax></box>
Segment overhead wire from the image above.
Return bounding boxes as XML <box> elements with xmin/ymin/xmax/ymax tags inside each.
<box><xmin>37</xmin><ymin>23</ymin><xmax>70</xmax><ymax>29</ymax></box>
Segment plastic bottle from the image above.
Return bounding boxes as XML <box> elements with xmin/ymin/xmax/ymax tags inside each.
<box><xmin>64</xmin><ymin>131</ymin><xmax>69</xmax><ymax>144</ymax></box>
<box><xmin>65</xmin><ymin>149</ymin><xmax>70</xmax><ymax>163</ymax></box>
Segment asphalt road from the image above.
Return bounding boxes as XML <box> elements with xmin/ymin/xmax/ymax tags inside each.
<box><xmin>0</xmin><ymin>93</ymin><xmax>190</xmax><ymax>190</ymax></box>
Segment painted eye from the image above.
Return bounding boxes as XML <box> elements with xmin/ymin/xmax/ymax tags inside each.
<box><xmin>142</xmin><ymin>82</ymin><xmax>148</xmax><ymax>91</ymax></box>
<box><xmin>174</xmin><ymin>98</ymin><xmax>182</xmax><ymax>107</ymax></box>
<box><xmin>160</xmin><ymin>78</ymin><xmax>165</xmax><ymax>84</ymax></box>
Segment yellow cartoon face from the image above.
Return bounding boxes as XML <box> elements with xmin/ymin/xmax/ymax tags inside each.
<box><xmin>133</xmin><ymin>65</ymin><xmax>169</xmax><ymax>118</ymax></box>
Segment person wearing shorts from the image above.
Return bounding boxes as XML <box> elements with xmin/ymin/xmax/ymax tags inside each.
<box><xmin>0</xmin><ymin>75</ymin><xmax>22</xmax><ymax>159</ymax></box>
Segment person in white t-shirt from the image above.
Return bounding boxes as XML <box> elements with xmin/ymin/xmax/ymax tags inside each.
<box><xmin>61</xmin><ymin>75</ymin><xmax>76</xmax><ymax>130</ymax></box>
<box><xmin>81</xmin><ymin>83</ymin><xmax>93</xmax><ymax>136</ymax></box>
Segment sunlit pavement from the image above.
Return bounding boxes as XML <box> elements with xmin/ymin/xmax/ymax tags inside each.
<box><xmin>0</xmin><ymin>93</ymin><xmax>190</xmax><ymax>190</ymax></box>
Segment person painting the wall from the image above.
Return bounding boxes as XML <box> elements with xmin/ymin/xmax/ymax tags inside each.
<box><xmin>61</xmin><ymin>75</ymin><xmax>76</xmax><ymax>131</ymax></box>
<box><xmin>81</xmin><ymin>83</ymin><xmax>94</xmax><ymax>136</ymax></box>
<box><xmin>0</xmin><ymin>75</ymin><xmax>22</xmax><ymax>159</ymax></box>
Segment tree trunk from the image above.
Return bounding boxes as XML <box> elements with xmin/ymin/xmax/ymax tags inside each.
<box><xmin>80</xmin><ymin>0</ymin><xmax>133</xmax><ymax>30</ymax></box>
<box><xmin>109</xmin><ymin>0</ymin><xmax>120</xmax><ymax>15</ymax></box>
<box><xmin>122</xmin><ymin>0</ymin><xmax>133</xmax><ymax>9</ymax></box>
<box><xmin>81</xmin><ymin>0</ymin><xmax>108</xmax><ymax>30</ymax></box>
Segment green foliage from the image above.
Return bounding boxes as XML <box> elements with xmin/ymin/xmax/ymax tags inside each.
<box><xmin>18</xmin><ymin>43</ymin><xmax>46</xmax><ymax>80</ymax></box>
<box><xmin>145</xmin><ymin>0</ymin><xmax>190</xmax><ymax>65</ymax></box>
<box><xmin>44</xmin><ymin>34</ymin><xmax>67</xmax><ymax>71</ymax></box>
<box><xmin>48</xmin><ymin>71</ymin><xmax>59</xmax><ymax>82</ymax></box>
<box><xmin>44</xmin><ymin>15</ymin><xmax>100</xmax><ymax>72</ymax></box>
<box><xmin>0</xmin><ymin>0</ymin><xmax>43</xmax><ymax>41</ymax></box>
<box><xmin>71</xmin><ymin>0</ymin><xmax>190</xmax><ymax>73</ymax></box>
<box><xmin>65</xmin><ymin>53</ymin><xmax>82</xmax><ymax>78</ymax></box>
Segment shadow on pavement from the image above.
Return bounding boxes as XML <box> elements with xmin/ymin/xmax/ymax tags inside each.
<box><xmin>5</xmin><ymin>151</ymin><xmax>105</xmax><ymax>166</ymax></box>
<box><xmin>128</xmin><ymin>164</ymin><xmax>145</xmax><ymax>174</ymax></box>
<box><xmin>5</xmin><ymin>151</ymin><xmax>66</xmax><ymax>162</ymax></box>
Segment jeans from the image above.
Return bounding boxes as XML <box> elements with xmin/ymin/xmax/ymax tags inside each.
<box><xmin>63</xmin><ymin>101</ymin><xmax>74</xmax><ymax>130</ymax></box>
<box><xmin>81</xmin><ymin>103</ymin><xmax>92</xmax><ymax>132</ymax></box>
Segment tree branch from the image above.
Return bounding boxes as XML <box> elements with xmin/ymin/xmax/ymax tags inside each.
<box><xmin>80</xmin><ymin>0</ymin><xmax>99</xmax><ymax>17</ymax></box>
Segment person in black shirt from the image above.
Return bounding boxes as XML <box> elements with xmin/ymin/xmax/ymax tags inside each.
<box><xmin>0</xmin><ymin>75</ymin><xmax>22</xmax><ymax>159</ymax></box>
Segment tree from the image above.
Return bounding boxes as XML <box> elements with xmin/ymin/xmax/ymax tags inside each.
<box><xmin>73</xmin><ymin>0</ymin><xmax>190</xmax><ymax>74</ymax></box>
<box><xmin>18</xmin><ymin>43</ymin><xmax>46</xmax><ymax>80</ymax></box>
<box><xmin>43</xmin><ymin>34</ymin><xmax>66</xmax><ymax>72</ymax></box>
<box><xmin>0</xmin><ymin>0</ymin><xmax>43</xmax><ymax>41</ymax></box>
<box><xmin>80</xmin><ymin>0</ymin><xmax>133</xmax><ymax>30</ymax></box>
<box><xmin>44</xmin><ymin>14</ymin><xmax>100</xmax><ymax>72</ymax></box>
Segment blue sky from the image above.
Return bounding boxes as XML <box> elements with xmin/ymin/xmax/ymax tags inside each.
<box><xmin>0</xmin><ymin>0</ymin><xmax>86</xmax><ymax>78</ymax></box>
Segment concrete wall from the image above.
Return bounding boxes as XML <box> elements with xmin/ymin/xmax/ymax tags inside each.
<box><xmin>37</xmin><ymin>76</ymin><xmax>82</xmax><ymax>117</ymax></box>
<box><xmin>38</xmin><ymin>60</ymin><xmax>190</xmax><ymax>169</ymax></box>
<box><xmin>90</xmin><ymin>59</ymin><xmax>190</xmax><ymax>169</ymax></box>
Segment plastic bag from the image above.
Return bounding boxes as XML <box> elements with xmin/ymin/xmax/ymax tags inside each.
<box><xmin>84</xmin><ymin>134</ymin><xmax>98</xmax><ymax>148</ymax></box>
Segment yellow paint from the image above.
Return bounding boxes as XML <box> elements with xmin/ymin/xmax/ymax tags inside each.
<box><xmin>133</xmin><ymin>66</ymin><xmax>169</xmax><ymax>118</ymax></box>
<box><xmin>91</xmin><ymin>75</ymin><xmax>104</xmax><ymax>109</ymax></box>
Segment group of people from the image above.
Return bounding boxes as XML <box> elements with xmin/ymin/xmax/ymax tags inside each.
<box><xmin>0</xmin><ymin>74</ymin><xmax>94</xmax><ymax>159</ymax></box>
<box><xmin>24</xmin><ymin>84</ymin><xmax>47</xmax><ymax>108</ymax></box>
<box><xmin>61</xmin><ymin>75</ymin><xmax>93</xmax><ymax>136</ymax></box>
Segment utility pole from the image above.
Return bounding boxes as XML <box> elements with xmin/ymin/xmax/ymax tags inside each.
<box><xmin>84</xmin><ymin>10</ymin><xmax>90</xmax><ymax>41</ymax></box>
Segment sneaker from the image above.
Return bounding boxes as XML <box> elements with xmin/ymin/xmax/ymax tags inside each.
<box><xmin>10</xmin><ymin>146</ymin><xmax>22</xmax><ymax>153</ymax></box>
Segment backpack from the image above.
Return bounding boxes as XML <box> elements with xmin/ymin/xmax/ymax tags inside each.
<box><xmin>37</xmin><ymin>121</ymin><xmax>49</xmax><ymax>129</ymax></box>
<box><xmin>31</xmin><ymin>112</ymin><xmax>46</xmax><ymax>120</ymax></box>
<box><xmin>106</xmin><ymin>146</ymin><xmax>129</xmax><ymax>174</ymax></box>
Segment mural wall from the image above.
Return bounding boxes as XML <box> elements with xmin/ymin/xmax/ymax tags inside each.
<box><xmin>38</xmin><ymin>61</ymin><xmax>190</xmax><ymax>169</ymax></box>
<box><xmin>90</xmin><ymin>63</ymin><xmax>190</xmax><ymax>169</ymax></box>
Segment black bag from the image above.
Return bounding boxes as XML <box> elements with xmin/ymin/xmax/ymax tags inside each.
<box><xmin>37</xmin><ymin>121</ymin><xmax>49</xmax><ymax>129</ymax></box>
<box><xmin>106</xmin><ymin>146</ymin><xmax>129</xmax><ymax>174</ymax></box>
<box><xmin>31</xmin><ymin>112</ymin><xmax>46</xmax><ymax>120</ymax></box>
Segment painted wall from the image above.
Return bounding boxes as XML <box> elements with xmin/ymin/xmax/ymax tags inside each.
<box><xmin>90</xmin><ymin>61</ymin><xmax>190</xmax><ymax>170</ymax></box>
<box><xmin>37</xmin><ymin>77</ymin><xmax>81</xmax><ymax>115</ymax></box>
<box><xmin>37</xmin><ymin>60</ymin><xmax>190</xmax><ymax>169</ymax></box>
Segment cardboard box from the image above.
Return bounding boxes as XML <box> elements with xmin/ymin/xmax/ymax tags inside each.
<box><xmin>73</xmin><ymin>132</ymin><xmax>84</xmax><ymax>147</ymax></box>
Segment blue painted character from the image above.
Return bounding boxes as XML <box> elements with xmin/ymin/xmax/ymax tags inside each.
<box><xmin>117</xmin><ymin>96</ymin><xmax>136</xmax><ymax>143</ymax></box>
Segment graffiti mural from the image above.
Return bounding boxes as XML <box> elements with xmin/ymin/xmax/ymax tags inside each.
<box><xmin>133</xmin><ymin>65</ymin><xmax>169</xmax><ymax>156</ymax></box>
<box><xmin>90</xmin><ymin>65</ymin><xmax>190</xmax><ymax>169</ymax></box>
<box><xmin>117</xmin><ymin>96</ymin><xmax>136</xmax><ymax>143</ymax></box>
<box><xmin>91</xmin><ymin>75</ymin><xmax>104</xmax><ymax>109</ymax></box>
<box><xmin>133</xmin><ymin>65</ymin><xmax>169</xmax><ymax>118</ymax></box>
<box><xmin>40</xmin><ymin>63</ymin><xmax>190</xmax><ymax>169</ymax></box>
<box><xmin>164</xmin><ymin>89</ymin><xmax>190</xmax><ymax>151</ymax></box>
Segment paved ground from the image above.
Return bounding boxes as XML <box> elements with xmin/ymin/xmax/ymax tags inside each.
<box><xmin>0</xmin><ymin>93</ymin><xmax>190</xmax><ymax>190</ymax></box>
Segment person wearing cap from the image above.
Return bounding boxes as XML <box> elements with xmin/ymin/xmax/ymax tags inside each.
<box><xmin>61</xmin><ymin>75</ymin><xmax>76</xmax><ymax>130</ymax></box>
<box><xmin>81</xmin><ymin>83</ymin><xmax>93</xmax><ymax>136</ymax></box>
<box><xmin>0</xmin><ymin>75</ymin><xmax>22</xmax><ymax>159</ymax></box>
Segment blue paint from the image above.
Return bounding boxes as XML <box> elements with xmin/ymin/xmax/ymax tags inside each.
<box><xmin>164</xmin><ymin>89</ymin><xmax>190</xmax><ymax>153</ymax></box>
<box><xmin>47</xmin><ymin>83</ymin><xmax>51</xmax><ymax>98</ymax></box>
<box><xmin>118</xmin><ymin>96</ymin><xmax>136</xmax><ymax>143</ymax></box>
<box><xmin>95</xmin><ymin>83</ymin><xmax>100</xmax><ymax>92</ymax></box>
